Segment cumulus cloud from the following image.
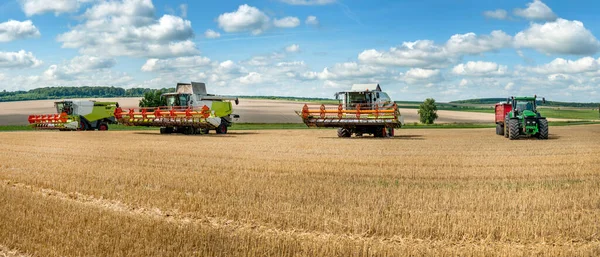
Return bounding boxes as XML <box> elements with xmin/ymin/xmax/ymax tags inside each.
<box><xmin>278</xmin><ymin>0</ymin><xmax>336</xmax><ymax>5</ymax></box>
<box><xmin>56</xmin><ymin>0</ymin><xmax>198</xmax><ymax>58</ymax></box>
<box><xmin>238</xmin><ymin>72</ymin><xmax>263</xmax><ymax>84</ymax></box>
<box><xmin>523</xmin><ymin>57</ymin><xmax>600</xmax><ymax>74</ymax></box>
<box><xmin>217</xmin><ymin>4</ymin><xmax>270</xmax><ymax>35</ymax></box>
<box><xmin>505</xmin><ymin>82</ymin><xmax>515</xmax><ymax>90</ymax></box>
<box><xmin>305</xmin><ymin>16</ymin><xmax>319</xmax><ymax>26</ymax></box>
<box><xmin>141</xmin><ymin>56</ymin><xmax>212</xmax><ymax>72</ymax></box>
<box><xmin>69</xmin><ymin>55</ymin><xmax>116</xmax><ymax>72</ymax></box>
<box><xmin>0</xmin><ymin>50</ymin><xmax>42</xmax><ymax>68</ymax></box>
<box><xmin>285</xmin><ymin>44</ymin><xmax>300</xmax><ymax>53</ymax></box>
<box><xmin>514</xmin><ymin>0</ymin><xmax>557</xmax><ymax>21</ymax></box>
<box><xmin>358</xmin><ymin>31</ymin><xmax>511</xmax><ymax>68</ymax></box>
<box><xmin>452</xmin><ymin>61</ymin><xmax>508</xmax><ymax>76</ymax></box>
<box><xmin>274</xmin><ymin>16</ymin><xmax>300</xmax><ymax>28</ymax></box>
<box><xmin>514</xmin><ymin>19</ymin><xmax>600</xmax><ymax>55</ymax></box>
<box><xmin>204</xmin><ymin>29</ymin><xmax>221</xmax><ymax>39</ymax></box>
<box><xmin>19</xmin><ymin>0</ymin><xmax>92</xmax><ymax>16</ymax></box>
<box><xmin>445</xmin><ymin>30</ymin><xmax>512</xmax><ymax>55</ymax></box>
<box><xmin>0</xmin><ymin>20</ymin><xmax>40</xmax><ymax>42</ymax></box>
<box><xmin>358</xmin><ymin>40</ymin><xmax>454</xmax><ymax>68</ymax></box>
<box><xmin>402</xmin><ymin>68</ymin><xmax>442</xmax><ymax>84</ymax></box>
<box><xmin>483</xmin><ymin>9</ymin><xmax>508</xmax><ymax>20</ymax></box>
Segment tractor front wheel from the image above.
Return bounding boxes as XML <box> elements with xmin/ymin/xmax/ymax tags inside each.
<box><xmin>508</xmin><ymin>119</ymin><xmax>520</xmax><ymax>140</ymax></box>
<box><xmin>98</xmin><ymin>123</ymin><xmax>108</xmax><ymax>131</ymax></box>
<box><xmin>537</xmin><ymin>119</ymin><xmax>549</xmax><ymax>140</ymax></box>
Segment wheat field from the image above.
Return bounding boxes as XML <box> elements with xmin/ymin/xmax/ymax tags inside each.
<box><xmin>0</xmin><ymin>125</ymin><xmax>599</xmax><ymax>256</ymax></box>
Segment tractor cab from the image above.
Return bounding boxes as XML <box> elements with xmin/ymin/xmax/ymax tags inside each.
<box><xmin>335</xmin><ymin>84</ymin><xmax>392</xmax><ymax>110</ymax></box>
<box><xmin>512</xmin><ymin>97</ymin><xmax>537</xmax><ymax>117</ymax></box>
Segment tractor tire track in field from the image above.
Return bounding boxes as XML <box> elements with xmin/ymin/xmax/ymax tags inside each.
<box><xmin>3</xmin><ymin>179</ymin><xmax>600</xmax><ymax>252</ymax></box>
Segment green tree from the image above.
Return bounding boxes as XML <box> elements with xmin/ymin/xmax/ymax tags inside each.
<box><xmin>418</xmin><ymin>98</ymin><xmax>438</xmax><ymax>124</ymax></box>
<box><xmin>139</xmin><ymin>90</ymin><xmax>166</xmax><ymax>107</ymax></box>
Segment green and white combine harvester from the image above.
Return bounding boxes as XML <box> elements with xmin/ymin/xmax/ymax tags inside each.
<box><xmin>495</xmin><ymin>95</ymin><xmax>549</xmax><ymax>140</ymax></box>
<box><xmin>114</xmin><ymin>82</ymin><xmax>240</xmax><ymax>134</ymax></box>
<box><xmin>28</xmin><ymin>100</ymin><xmax>119</xmax><ymax>130</ymax></box>
<box><xmin>297</xmin><ymin>84</ymin><xmax>404</xmax><ymax>137</ymax></box>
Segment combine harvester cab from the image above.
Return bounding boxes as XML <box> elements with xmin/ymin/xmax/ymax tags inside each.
<box><xmin>494</xmin><ymin>95</ymin><xmax>548</xmax><ymax>140</ymax></box>
<box><xmin>297</xmin><ymin>84</ymin><xmax>404</xmax><ymax>137</ymax></box>
<box><xmin>28</xmin><ymin>100</ymin><xmax>119</xmax><ymax>131</ymax></box>
<box><xmin>114</xmin><ymin>82</ymin><xmax>240</xmax><ymax>135</ymax></box>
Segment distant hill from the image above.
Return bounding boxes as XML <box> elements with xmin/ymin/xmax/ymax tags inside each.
<box><xmin>451</xmin><ymin>98</ymin><xmax>600</xmax><ymax>108</ymax></box>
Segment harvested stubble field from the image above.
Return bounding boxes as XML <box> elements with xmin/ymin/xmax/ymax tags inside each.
<box><xmin>1</xmin><ymin>125</ymin><xmax>599</xmax><ymax>256</ymax></box>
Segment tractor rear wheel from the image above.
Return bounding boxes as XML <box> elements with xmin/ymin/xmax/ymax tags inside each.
<box><xmin>508</xmin><ymin>119</ymin><xmax>520</xmax><ymax>140</ymax></box>
<box><xmin>98</xmin><ymin>123</ymin><xmax>108</xmax><ymax>131</ymax></box>
<box><xmin>537</xmin><ymin>119</ymin><xmax>549</xmax><ymax>140</ymax></box>
<box><xmin>498</xmin><ymin>124</ymin><xmax>504</xmax><ymax>136</ymax></box>
<box><xmin>337</xmin><ymin>128</ymin><xmax>351</xmax><ymax>138</ymax></box>
<box><xmin>201</xmin><ymin>128</ymin><xmax>210</xmax><ymax>134</ymax></box>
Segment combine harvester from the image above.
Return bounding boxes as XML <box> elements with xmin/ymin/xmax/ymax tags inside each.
<box><xmin>114</xmin><ymin>82</ymin><xmax>239</xmax><ymax>135</ymax></box>
<box><xmin>495</xmin><ymin>96</ymin><xmax>548</xmax><ymax>140</ymax></box>
<box><xmin>297</xmin><ymin>84</ymin><xmax>404</xmax><ymax>137</ymax></box>
<box><xmin>28</xmin><ymin>100</ymin><xmax>119</xmax><ymax>130</ymax></box>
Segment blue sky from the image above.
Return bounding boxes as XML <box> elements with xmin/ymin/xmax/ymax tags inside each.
<box><xmin>1</xmin><ymin>0</ymin><xmax>600</xmax><ymax>102</ymax></box>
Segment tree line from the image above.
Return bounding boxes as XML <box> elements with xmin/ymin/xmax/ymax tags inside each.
<box><xmin>0</xmin><ymin>86</ymin><xmax>175</xmax><ymax>102</ymax></box>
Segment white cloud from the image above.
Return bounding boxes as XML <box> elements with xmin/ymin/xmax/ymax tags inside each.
<box><xmin>402</xmin><ymin>68</ymin><xmax>442</xmax><ymax>84</ymax></box>
<box><xmin>505</xmin><ymin>82</ymin><xmax>515</xmax><ymax>90</ymax></box>
<box><xmin>69</xmin><ymin>55</ymin><xmax>116</xmax><ymax>72</ymax></box>
<box><xmin>273</xmin><ymin>16</ymin><xmax>300</xmax><ymax>28</ymax></box>
<box><xmin>19</xmin><ymin>0</ymin><xmax>92</xmax><ymax>16</ymax></box>
<box><xmin>445</xmin><ymin>30</ymin><xmax>512</xmax><ymax>55</ymax></box>
<box><xmin>141</xmin><ymin>56</ymin><xmax>212</xmax><ymax>72</ymax></box>
<box><xmin>452</xmin><ymin>61</ymin><xmax>508</xmax><ymax>76</ymax></box>
<box><xmin>239</xmin><ymin>72</ymin><xmax>263</xmax><ymax>84</ymax></box>
<box><xmin>56</xmin><ymin>0</ymin><xmax>198</xmax><ymax>58</ymax></box>
<box><xmin>0</xmin><ymin>50</ymin><xmax>42</xmax><ymax>68</ymax></box>
<box><xmin>483</xmin><ymin>9</ymin><xmax>508</xmax><ymax>20</ymax></box>
<box><xmin>358</xmin><ymin>40</ymin><xmax>455</xmax><ymax>68</ymax></box>
<box><xmin>514</xmin><ymin>19</ymin><xmax>600</xmax><ymax>55</ymax></box>
<box><xmin>285</xmin><ymin>44</ymin><xmax>300</xmax><ymax>53</ymax></box>
<box><xmin>217</xmin><ymin>4</ymin><xmax>270</xmax><ymax>35</ymax></box>
<box><xmin>514</xmin><ymin>0</ymin><xmax>557</xmax><ymax>21</ymax></box>
<box><xmin>0</xmin><ymin>20</ymin><xmax>40</xmax><ymax>42</ymax></box>
<box><xmin>358</xmin><ymin>31</ymin><xmax>511</xmax><ymax>68</ymax></box>
<box><xmin>278</xmin><ymin>0</ymin><xmax>336</xmax><ymax>5</ymax></box>
<box><xmin>523</xmin><ymin>57</ymin><xmax>600</xmax><ymax>74</ymax></box>
<box><xmin>305</xmin><ymin>16</ymin><xmax>319</xmax><ymax>26</ymax></box>
<box><xmin>459</xmin><ymin>79</ymin><xmax>469</xmax><ymax>87</ymax></box>
<box><xmin>204</xmin><ymin>29</ymin><xmax>221</xmax><ymax>39</ymax></box>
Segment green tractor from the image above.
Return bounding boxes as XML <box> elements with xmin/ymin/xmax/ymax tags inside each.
<box><xmin>495</xmin><ymin>96</ymin><xmax>548</xmax><ymax>140</ymax></box>
<box><xmin>28</xmin><ymin>100</ymin><xmax>119</xmax><ymax>130</ymax></box>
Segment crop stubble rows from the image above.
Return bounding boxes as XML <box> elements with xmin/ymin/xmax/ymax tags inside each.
<box><xmin>0</xmin><ymin>126</ymin><xmax>599</xmax><ymax>256</ymax></box>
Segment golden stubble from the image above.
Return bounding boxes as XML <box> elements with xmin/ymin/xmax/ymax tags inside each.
<box><xmin>0</xmin><ymin>125</ymin><xmax>599</xmax><ymax>256</ymax></box>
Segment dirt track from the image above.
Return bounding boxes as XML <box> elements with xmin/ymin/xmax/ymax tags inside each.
<box><xmin>0</xmin><ymin>98</ymin><xmax>574</xmax><ymax>126</ymax></box>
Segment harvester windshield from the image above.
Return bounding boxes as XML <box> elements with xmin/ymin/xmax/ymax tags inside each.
<box><xmin>164</xmin><ymin>94</ymin><xmax>190</xmax><ymax>107</ymax></box>
<box><xmin>55</xmin><ymin>101</ymin><xmax>73</xmax><ymax>115</ymax></box>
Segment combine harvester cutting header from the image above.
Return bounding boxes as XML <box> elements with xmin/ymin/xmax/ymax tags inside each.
<box><xmin>495</xmin><ymin>95</ymin><xmax>548</xmax><ymax>140</ymax></box>
<box><xmin>297</xmin><ymin>84</ymin><xmax>404</xmax><ymax>137</ymax></box>
<box><xmin>28</xmin><ymin>100</ymin><xmax>119</xmax><ymax>130</ymax></box>
<box><xmin>114</xmin><ymin>82</ymin><xmax>240</xmax><ymax>135</ymax></box>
